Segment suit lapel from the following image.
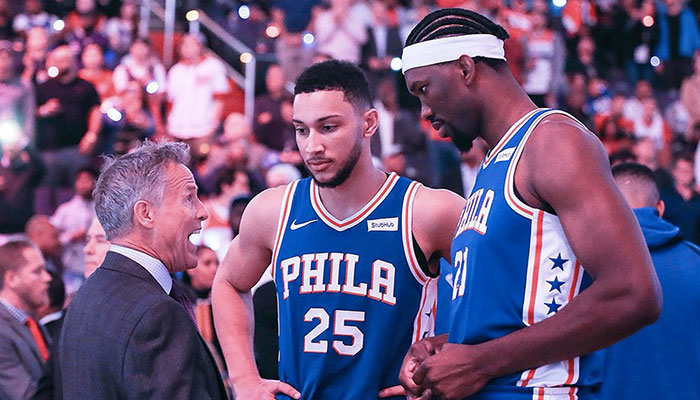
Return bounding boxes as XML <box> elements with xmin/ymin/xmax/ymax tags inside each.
<box><xmin>0</xmin><ymin>303</ymin><xmax>43</xmax><ymax>364</ymax></box>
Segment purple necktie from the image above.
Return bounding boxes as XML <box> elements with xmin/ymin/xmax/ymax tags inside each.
<box><xmin>169</xmin><ymin>280</ymin><xmax>198</xmax><ymax>328</ymax></box>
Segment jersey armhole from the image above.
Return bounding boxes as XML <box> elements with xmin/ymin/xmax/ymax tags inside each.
<box><xmin>412</xmin><ymin>234</ymin><xmax>436</xmax><ymax>278</ymax></box>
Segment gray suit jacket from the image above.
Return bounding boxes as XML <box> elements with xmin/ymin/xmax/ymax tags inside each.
<box><xmin>59</xmin><ymin>251</ymin><xmax>226</xmax><ymax>400</ymax></box>
<box><xmin>0</xmin><ymin>302</ymin><xmax>46</xmax><ymax>400</ymax></box>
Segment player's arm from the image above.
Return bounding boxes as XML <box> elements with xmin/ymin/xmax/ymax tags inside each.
<box><xmin>211</xmin><ymin>187</ymin><xmax>300</xmax><ymax>400</ymax></box>
<box><xmin>412</xmin><ymin>186</ymin><xmax>466</xmax><ymax>270</ymax></box>
<box><xmin>410</xmin><ymin>119</ymin><xmax>662</xmax><ymax>399</ymax></box>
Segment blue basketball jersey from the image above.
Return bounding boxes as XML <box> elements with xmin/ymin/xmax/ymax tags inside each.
<box><xmin>449</xmin><ymin>109</ymin><xmax>603</xmax><ymax>399</ymax></box>
<box><xmin>272</xmin><ymin>172</ymin><xmax>437</xmax><ymax>400</ymax></box>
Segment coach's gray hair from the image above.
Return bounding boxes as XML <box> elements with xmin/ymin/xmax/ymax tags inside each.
<box><xmin>94</xmin><ymin>141</ymin><xmax>190</xmax><ymax>240</ymax></box>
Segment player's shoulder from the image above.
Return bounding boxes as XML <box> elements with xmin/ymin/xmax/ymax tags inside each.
<box><xmin>238</xmin><ymin>181</ymin><xmax>302</xmax><ymax>238</ymax></box>
<box><xmin>412</xmin><ymin>185</ymin><xmax>465</xmax><ymax>230</ymax></box>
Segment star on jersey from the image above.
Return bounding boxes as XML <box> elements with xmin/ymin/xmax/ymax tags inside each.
<box><xmin>546</xmin><ymin>276</ymin><xmax>565</xmax><ymax>293</ymax></box>
<box><xmin>545</xmin><ymin>298</ymin><xmax>562</xmax><ymax>315</ymax></box>
<box><xmin>549</xmin><ymin>253</ymin><xmax>569</xmax><ymax>271</ymax></box>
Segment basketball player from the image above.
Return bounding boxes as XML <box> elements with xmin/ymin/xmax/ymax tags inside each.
<box><xmin>392</xmin><ymin>8</ymin><xmax>662</xmax><ymax>400</ymax></box>
<box><xmin>212</xmin><ymin>60</ymin><xmax>465</xmax><ymax>399</ymax></box>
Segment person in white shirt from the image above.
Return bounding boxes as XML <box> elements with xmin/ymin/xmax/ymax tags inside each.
<box><xmin>166</xmin><ymin>34</ymin><xmax>229</xmax><ymax>150</ymax></box>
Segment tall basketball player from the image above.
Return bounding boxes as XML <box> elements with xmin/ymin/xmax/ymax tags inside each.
<box><xmin>393</xmin><ymin>8</ymin><xmax>663</xmax><ymax>400</ymax></box>
<box><xmin>212</xmin><ymin>60</ymin><xmax>465</xmax><ymax>400</ymax></box>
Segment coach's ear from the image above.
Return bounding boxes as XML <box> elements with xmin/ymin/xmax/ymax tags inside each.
<box><xmin>133</xmin><ymin>200</ymin><xmax>156</xmax><ymax>229</ymax></box>
<box><xmin>456</xmin><ymin>54</ymin><xmax>476</xmax><ymax>87</ymax></box>
<box><xmin>362</xmin><ymin>108</ymin><xmax>379</xmax><ymax>138</ymax></box>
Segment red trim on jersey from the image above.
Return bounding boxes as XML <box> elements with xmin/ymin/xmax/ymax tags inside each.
<box><xmin>311</xmin><ymin>173</ymin><xmax>399</xmax><ymax>230</ymax></box>
<box><xmin>521</xmin><ymin>210</ymin><xmax>544</xmax><ymax>387</ymax></box>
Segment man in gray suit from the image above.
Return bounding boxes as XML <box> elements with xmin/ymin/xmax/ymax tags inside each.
<box><xmin>59</xmin><ymin>141</ymin><xmax>227</xmax><ymax>399</ymax></box>
<box><xmin>0</xmin><ymin>240</ymin><xmax>52</xmax><ymax>400</ymax></box>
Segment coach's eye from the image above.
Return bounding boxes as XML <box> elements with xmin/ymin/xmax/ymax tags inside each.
<box><xmin>295</xmin><ymin>127</ymin><xmax>307</xmax><ymax>135</ymax></box>
<box><xmin>419</xmin><ymin>85</ymin><xmax>427</xmax><ymax>94</ymax></box>
<box><xmin>322</xmin><ymin>125</ymin><xmax>336</xmax><ymax>132</ymax></box>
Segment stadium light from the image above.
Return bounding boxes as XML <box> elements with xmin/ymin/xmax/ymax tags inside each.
<box><xmin>240</xmin><ymin>52</ymin><xmax>253</xmax><ymax>64</ymax></box>
<box><xmin>650</xmin><ymin>56</ymin><xmax>660</xmax><ymax>67</ymax></box>
<box><xmin>47</xmin><ymin>66</ymin><xmax>59</xmax><ymax>78</ymax></box>
<box><xmin>642</xmin><ymin>15</ymin><xmax>654</xmax><ymax>27</ymax></box>
<box><xmin>553</xmin><ymin>0</ymin><xmax>567</xmax><ymax>7</ymax></box>
<box><xmin>185</xmin><ymin>10</ymin><xmax>200</xmax><ymax>22</ymax></box>
<box><xmin>390</xmin><ymin>57</ymin><xmax>402</xmax><ymax>72</ymax></box>
<box><xmin>238</xmin><ymin>5</ymin><xmax>251</xmax><ymax>20</ymax></box>
<box><xmin>266</xmin><ymin>25</ymin><xmax>281</xmax><ymax>38</ymax></box>
<box><xmin>303</xmin><ymin>33</ymin><xmax>315</xmax><ymax>46</ymax></box>
<box><xmin>53</xmin><ymin>19</ymin><xmax>65</xmax><ymax>31</ymax></box>
<box><xmin>146</xmin><ymin>80</ymin><xmax>159</xmax><ymax>94</ymax></box>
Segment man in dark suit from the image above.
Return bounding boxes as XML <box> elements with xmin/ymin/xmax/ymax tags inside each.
<box><xmin>59</xmin><ymin>141</ymin><xmax>227</xmax><ymax>399</ymax></box>
<box><xmin>0</xmin><ymin>240</ymin><xmax>52</xmax><ymax>400</ymax></box>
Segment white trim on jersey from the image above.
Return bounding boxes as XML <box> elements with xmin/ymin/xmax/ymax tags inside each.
<box><xmin>504</xmin><ymin>109</ymin><xmax>594</xmax><ymax>219</ymax></box>
<box><xmin>310</xmin><ymin>173</ymin><xmax>400</xmax><ymax>232</ymax></box>
<box><xmin>411</xmin><ymin>277</ymin><xmax>438</xmax><ymax>343</ymax></box>
<box><xmin>530</xmin><ymin>386</ymin><xmax>579</xmax><ymax>400</ymax></box>
<box><xmin>401</xmin><ymin>181</ymin><xmax>430</xmax><ymax>285</ymax></box>
<box><xmin>270</xmin><ymin>180</ymin><xmax>300</xmax><ymax>281</ymax></box>
<box><xmin>482</xmin><ymin>108</ymin><xmax>542</xmax><ymax>169</ymax></box>
<box><xmin>518</xmin><ymin>210</ymin><xmax>585</xmax><ymax>388</ymax></box>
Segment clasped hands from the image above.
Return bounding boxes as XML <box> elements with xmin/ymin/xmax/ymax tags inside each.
<box><xmin>387</xmin><ymin>334</ymin><xmax>493</xmax><ymax>400</ymax></box>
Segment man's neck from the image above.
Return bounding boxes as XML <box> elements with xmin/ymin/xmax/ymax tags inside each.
<box><xmin>479</xmin><ymin>73</ymin><xmax>538</xmax><ymax>148</ymax></box>
<box><xmin>0</xmin><ymin>292</ymin><xmax>29</xmax><ymax>314</ymax></box>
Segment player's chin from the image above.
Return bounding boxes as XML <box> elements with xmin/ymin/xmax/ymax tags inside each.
<box><xmin>451</xmin><ymin>130</ymin><xmax>474</xmax><ymax>153</ymax></box>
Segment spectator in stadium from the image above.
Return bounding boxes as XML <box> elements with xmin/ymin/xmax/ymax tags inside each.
<box><xmin>265</xmin><ymin>162</ymin><xmax>301</xmax><ymax>188</ymax></box>
<box><xmin>680</xmin><ymin>51</ymin><xmax>700</xmax><ymax>130</ymax></box>
<box><xmin>105</xmin><ymin>81</ymin><xmax>155</xmax><ymax>155</ymax></box>
<box><xmin>522</xmin><ymin>11</ymin><xmax>565</xmax><ymax>107</ymax></box>
<box><xmin>314</xmin><ymin>0</ymin><xmax>368</xmax><ymax>64</ymax></box>
<box><xmin>63</xmin><ymin>8</ymin><xmax>109</xmax><ymax>56</ymax></box>
<box><xmin>254</xmin><ymin>63</ymin><xmax>295</xmax><ymax>153</ymax></box>
<box><xmin>200</xmin><ymin>168</ymin><xmax>251</xmax><ymax>259</ymax></box>
<box><xmin>50</xmin><ymin>167</ymin><xmax>96</xmax><ymax>287</ymax></box>
<box><xmin>613</xmin><ymin>0</ymin><xmax>658</xmax><ymax>83</ymax></box>
<box><xmin>0</xmin><ymin>146</ymin><xmax>45</xmax><ymax>235</ymax></box>
<box><xmin>37</xmin><ymin>269</ymin><xmax>65</xmax><ymax>340</ymax></box>
<box><xmin>112</xmin><ymin>37</ymin><xmax>166</xmax><ymax>135</ymax></box>
<box><xmin>21</xmin><ymin>27</ymin><xmax>50</xmax><ymax>85</ymax></box>
<box><xmin>360</xmin><ymin>0</ymin><xmax>404</xmax><ymax>87</ymax></box>
<box><xmin>78</xmin><ymin>43</ymin><xmax>116</xmax><ymax>101</ymax></box>
<box><xmin>12</xmin><ymin>0</ymin><xmax>58</xmax><ymax>39</ymax></box>
<box><xmin>0</xmin><ymin>0</ymin><xmax>13</xmax><ymax>39</ymax></box>
<box><xmin>103</xmin><ymin>0</ymin><xmax>138</xmax><ymax>59</ymax></box>
<box><xmin>623</xmin><ymin>79</ymin><xmax>654</xmax><ymax>121</ymax></box>
<box><xmin>603</xmin><ymin>162</ymin><xmax>700</xmax><ymax>399</ymax></box>
<box><xmin>655</xmin><ymin>0</ymin><xmax>700</xmax><ymax>89</ymax></box>
<box><xmin>631</xmin><ymin>97</ymin><xmax>672</xmax><ymax>151</ymax></box>
<box><xmin>166</xmin><ymin>34</ymin><xmax>229</xmax><ymax>153</ymax></box>
<box><xmin>0</xmin><ymin>40</ymin><xmax>34</xmax><ymax>145</ymax></box>
<box><xmin>25</xmin><ymin>216</ymin><xmax>63</xmax><ymax>275</ymax></box>
<box><xmin>270</xmin><ymin>0</ymin><xmax>322</xmax><ymax>81</ymax></box>
<box><xmin>0</xmin><ymin>240</ymin><xmax>51</xmax><ymax>400</ymax></box>
<box><xmin>35</xmin><ymin>45</ymin><xmax>101</xmax><ymax>197</ymax></box>
<box><xmin>659</xmin><ymin>153</ymin><xmax>700</xmax><ymax>243</ymax></box>
<box><xmin>82</xmin><ymin>217</ymin><xmax>109</xmax><ymax>278</ymax></box>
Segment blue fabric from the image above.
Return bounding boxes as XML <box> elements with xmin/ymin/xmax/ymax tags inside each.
<box><xmin>272</xmin><ymin>0</ymin><xmax>321</xmax><ymax>33</ymax></box>
<box><xmin>600</xmin><ymin>207</ymin><xmax>700</xmax><ymax>399</ymax></box>
<box><xmin>654</xmin><ymin>3</ymin><xmax>700</xmax><ymax>60</ymax></box>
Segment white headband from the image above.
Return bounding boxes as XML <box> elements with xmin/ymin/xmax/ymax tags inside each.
<box><xmin>401</xmin><ymin>34</ymin><xmax>506</xmax><ymax>74</ymax></box>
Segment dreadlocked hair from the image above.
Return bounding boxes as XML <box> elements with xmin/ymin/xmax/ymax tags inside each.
<box><xmin>405</xmin><ymin>8</ymin><xmax>509</xmax><ymax>69</ymax></box>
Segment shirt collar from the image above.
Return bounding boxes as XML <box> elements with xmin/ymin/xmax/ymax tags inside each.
<box><xmin>39</xmin><ymin>310</ymin><xmax>63</xmax><ymax>326</ymax></box>
<box><xmin>0</xmin><ymin>297</ymin><xmax>29</xmax><ymax>323</ymax></box>
<box><xmin>109</xmin><ymin>245</ymin><xmax>173</xmax><ymax>294</ymax></box>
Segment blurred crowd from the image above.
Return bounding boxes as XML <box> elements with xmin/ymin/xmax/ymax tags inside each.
<box><xmin>0</xmin><ymin>0</ymin><xmax>700</xmax><ymax>396</ymax></box>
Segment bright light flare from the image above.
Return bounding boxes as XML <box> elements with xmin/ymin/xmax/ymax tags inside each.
<box><xmin>238</xmin><ymin>5</ymin><xmax>250</xmax><ymax>20</ymax></box>
<box><xmin>185</xmin><ymin>10</ymin><xmax>200</xmax><ymax>22</ymax></box>
<box><xmin>240</xmin><ymin>52</ymin><xmax>253</xmax><ymax>63</ymax></box>
<box><xmin>390</xmin><ymin>57</ymin><xmax>402</xmax><ymax>71</ymax></box>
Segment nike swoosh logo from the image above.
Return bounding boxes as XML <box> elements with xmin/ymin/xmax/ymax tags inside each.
<box><xmin>290</xmin><ymin>219</ymin><xmax>318</xmax><ymax>230</ymax></box>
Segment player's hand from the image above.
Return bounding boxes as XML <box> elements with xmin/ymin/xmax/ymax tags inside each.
<box><xmin>233</xmin><ymin>378</ymin><xmax>300</xmax><ymax>400</ymax></box>
<box><xmin>412</xmin><ymin>343</ymin><xmax>492</xmax><ymax>400</ymax></box>
<box><xmin>378</xmin><ymin>385</ymin><xmax>404</xmax><ymax>398</ymax></box>
<box><xmin>398</xmin><ymin>335</ymin><xmax>446</xmax><ymax>399</ymax></box>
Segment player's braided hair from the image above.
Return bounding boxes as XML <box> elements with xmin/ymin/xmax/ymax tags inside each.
<box><xmin>405</xmin><ymin>8</ymin><xmax>509</xmax><ymax>69</ymax></box>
